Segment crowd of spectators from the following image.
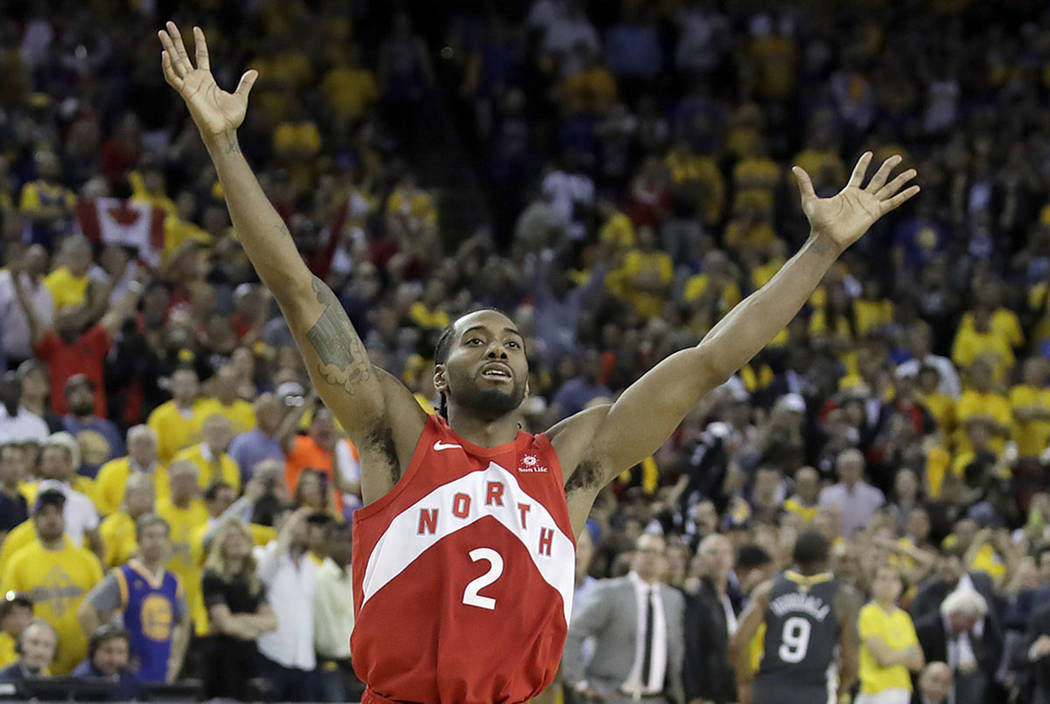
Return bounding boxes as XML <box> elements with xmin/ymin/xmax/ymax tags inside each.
<box><xmin>0</xmin><ymin>0</ymin><xmax>1049</xmax><ymax>702</ymax></box>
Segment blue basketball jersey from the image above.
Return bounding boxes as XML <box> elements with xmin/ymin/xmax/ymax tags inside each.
<box><xmin>115</xmin><ymin>561</ymin><xmax>183</xmax><ymax>683</ymax></box>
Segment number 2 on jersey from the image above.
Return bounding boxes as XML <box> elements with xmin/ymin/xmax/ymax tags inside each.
<box><xmin>778</xmin><ymin>616</ymin><xmax>811</xmax><ymax>663</ymax></box>
<box><xmin>462</xmin><ymin>548</ymin><xmax>504</xmax><ymax>610</ymax></box>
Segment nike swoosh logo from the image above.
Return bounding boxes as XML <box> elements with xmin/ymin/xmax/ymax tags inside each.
<box><xmin>433</xmin><ymin>441</ymin><xmax>462</xmax><ymax>451</ymax></box>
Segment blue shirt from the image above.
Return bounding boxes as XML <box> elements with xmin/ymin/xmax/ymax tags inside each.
<box><xmin>0</xmin><ymin>491</ymin><xmax>28</xmax><ymax>532</ymax></box>
<box><xmin>228</xmin><ymin>428</ymin><xmax>284</xmax><ymax>484</ymax></box>
<box><xmin>63</xmin><ymin>416</ymin><xmax>125</xmax><ymax>478</ymax></box>
<box><xmin>114</xmin><ymin>561</ymin><xmax>184</xmax><ymax>683</ymax></box>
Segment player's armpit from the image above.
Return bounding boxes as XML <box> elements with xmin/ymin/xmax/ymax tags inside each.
<box><xmin>558</xmin><ymin>347</ymin><xmax>718</xmax><ymax>491</ymax></box>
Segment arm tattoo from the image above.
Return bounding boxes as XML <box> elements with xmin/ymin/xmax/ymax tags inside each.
<box><xmin>306</xmin><ymin>276</ymin><xmax>372</xmax><ymax>393</ymax></box>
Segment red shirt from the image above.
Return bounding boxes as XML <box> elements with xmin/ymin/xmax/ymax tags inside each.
<box><xmin>352</xmin><ymin>414</ymin><xmax>575</xmax><ymax>704</ymax></box>
<box><xmin>35</xmin><ymin>324</ymin><xmax>110</xmax><ymax>417</ymax></box>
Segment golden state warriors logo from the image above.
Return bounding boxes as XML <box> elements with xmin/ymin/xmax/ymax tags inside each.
<box><xmin>31</xmin><ymin>566</ymin><xmax>83</xmax><ymax>617</ymax></box>
<box><xmin>141</xmin><ymin>594</ymin><xmax>173</xmax><ymax>641</ymax></box>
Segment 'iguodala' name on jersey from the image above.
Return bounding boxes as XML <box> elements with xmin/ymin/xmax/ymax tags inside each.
<box><xmin>769</xmin><ymin>592</ymin><xmax>831</xmax><ymax>621</ymax></box>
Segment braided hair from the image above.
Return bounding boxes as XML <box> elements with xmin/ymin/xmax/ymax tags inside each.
<box><xmin>433</xmin><ymin>323</ymin><xmax>458</xmax><ymax>420</ymax></box>
<box><xmin>432</xmin><ymin>307</ymin><xmax>516</xmax><ymax>420</ymax></box>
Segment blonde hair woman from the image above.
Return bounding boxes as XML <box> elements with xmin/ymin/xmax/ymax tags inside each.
<box><xmin>200</xmin><ymin>518</ymin><xmax>276</xmax><ymax>700</ymax></box>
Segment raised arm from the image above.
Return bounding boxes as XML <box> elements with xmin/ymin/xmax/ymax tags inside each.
<box><xmin>99</xmin><ymin>279</ymin><xmax>143</xmax><ymax>337</ymax></box>
<box><xmin>158</xmin><ymin>23</ymin><xmax>424</xmax><ymax>500</ymax></box>
<box><xmin>9</xmin><ymin>258</ymin><xmax>48</xmax><ymax>349</ymax></box>
<box><xmin>554</xmin><ymin>153</ymin><xmax>919</xmax><ymax>496</ymax></box>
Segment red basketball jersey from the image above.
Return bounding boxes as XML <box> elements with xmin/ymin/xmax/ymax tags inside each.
<box><xmin>351</xmin><ymin>414</ymin><xmax>576</xmax><ymax>704</ymax></box>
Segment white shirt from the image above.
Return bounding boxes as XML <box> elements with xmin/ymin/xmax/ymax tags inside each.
<box><xmin>254</xmin><ymin>541</ymin><xmax>317</xmax><ymax>670</ymax></box>
<box><xmin>314</xmin><ymin>557</ymin><xmax>354</xmax><ymax>659</ymax></box>
<box><xmin>36</xmin><ymin>479</ymin><xmax>99</xmax><ymax>546</ymax></box>
<box><xmin>335</xmin><ymin>439</ymin><xmax>362</xmax><ymax>511</ymax></box>
<box><xmin>0</xmin><ymin>406</ymin><xmax>49</xmax><ymax>444</ymax></box>
<box><xmin>897</xmin><ymin>354</ymin><xmax>962</xmax><ymax>398</ymax></box>
<box><xmin>623</xmin><ymin>571</ymin><xmax>668</xmax><ymax>696</ymax></box>
<box><xmin>818</xmin><ymin>481</ymin><xmax>885</xmax><ymax>537</ymax></box>
<box><xmin>0</xmin><ymin>270</ymin><xmax>53</xmax><ymax>361</ymax></box>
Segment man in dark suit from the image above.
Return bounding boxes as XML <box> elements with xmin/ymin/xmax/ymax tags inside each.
<box><xmin>683</xmin><ymin>534</ymin><xmax>741</xmax><ymax>704</ymax></box>
<box><xmin>1013</xmin><ymin>600</ymin><xmax>1050</xmax><ymax>704</ymax></box>
<box><xmin>911</xmin><ymin>661</ymin><xmax>952</xmax><ymax>704</ymax></box>
<box><xmin>914</xmin><ymin>586</ymin><xmax>1002</xmax><ymax>704</ymax></box>
<box><xmin>909</xmin><ymin>547</ymin><xmax>998</xmax><ymax>622</ymax></box>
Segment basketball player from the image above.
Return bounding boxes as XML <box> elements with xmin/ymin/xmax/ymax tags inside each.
<box><xmin>158</xmin><ymin>22</ymin><xmax>917</xmax><ymax>704</ymax></box>
<box><xmin>730</xmin><ymin>530</ymin><xmax>861</xmax><ymax>704</ymax></box>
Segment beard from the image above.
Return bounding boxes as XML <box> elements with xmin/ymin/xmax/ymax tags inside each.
<box><xmin>455</xmin><ymin>378</ymin><xmax>527</xmax><ymax>418</ymax></box>
<box><xmin>70</xmin><ymin>399</ymin><xmax>94</xmax><ymax>416</ymax></box>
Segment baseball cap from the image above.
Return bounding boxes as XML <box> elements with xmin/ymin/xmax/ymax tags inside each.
<box><xmin>33</xmin><ymin>488</ymin><xmax>66</xmax><ymax>514</ymax></box>
<box><xmin>0</xmin><ymin>591</ymin><xmax>32</xmax><ymax>617</ymax></box>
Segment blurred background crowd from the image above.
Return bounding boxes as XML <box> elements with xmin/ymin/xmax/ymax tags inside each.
<box><xmin>1</xmin><ymin>0</ymin><xmax>1050</xmax><ymax>702</ymax></box>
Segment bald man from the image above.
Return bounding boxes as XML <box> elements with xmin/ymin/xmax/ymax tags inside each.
<box><xmin>818</xmin><ymin>449</ymin><xmax>885</xmax><ymax>537</ymax></box>
<box><xmin>684</xmin><ymin>534</ymin><xmax>741</xmax><ymax>704</ymax></box>
<box><xmin>912</xmin><ymin>662</ymin><xmax>951</xmax><ymax>704</ymax></box>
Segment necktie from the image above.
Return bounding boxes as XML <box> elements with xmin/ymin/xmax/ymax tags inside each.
<box><xmin>641</xmin><ymin>586</ymin><xmax>655</xmax><ymax>688</ymax></box>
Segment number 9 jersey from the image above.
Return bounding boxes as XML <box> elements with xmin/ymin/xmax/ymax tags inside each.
<box><xmin>351</xmin><ymin>414</ymin><xmax>577</xmax><ymax>704</ymax></box>
<box><xmin>753</xmin><ymin>571</ymin><xmax>841</xmax><ymax>704</ymax></box>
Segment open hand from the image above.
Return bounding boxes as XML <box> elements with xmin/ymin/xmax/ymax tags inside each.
<box><xmin>158</xmin><ymin>22</ymin><xmax>257</xmax><ymax>141</ymax></box>
<box><xmin>794</xmin><ymin>152</ymin><xmax>919</xmax><ymax>255</ymax></box>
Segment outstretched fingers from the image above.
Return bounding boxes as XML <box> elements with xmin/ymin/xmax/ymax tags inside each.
<box><xmin>880</xmin><ymin>185</ymin><xmax>921</xmax><ymax>214</ymax></box>
<box><xmin>875</xmin><ymin>169</ymin><xmax>918</xmax><ymax>201</ymax></box>
<box><xmin>865</xmin><ymin>155</ymin><xmax>903</xmax><ymax>193</ymax></box>
<box><xmin>792</xmin><ymin>165</ymin><xmax>816</xmax><ymax>201</ymax></box>
<box><xmin>234</xmin><ymin>70</ymin><xmax>259</xmax><ymax>100</ymax></box>
<box><xmin>846</xmin><ymin>151</ymin><xmax>873</xmax><ymax>189</ymax></box>
<box><xmin>160</xmin><ymin>50</ymin><xmax>183</xmax><ymax>90</ymax></box>
<box><xmin>193</xmin><ymin>26</ymin><xmax>210</xmax><ymax>72</ymax></box>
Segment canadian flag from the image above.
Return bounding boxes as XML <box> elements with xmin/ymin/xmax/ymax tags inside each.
<box><xmin>75</xmin><ymin>198</ymin><xmax>166</xmax><ymax>266</ymax></box>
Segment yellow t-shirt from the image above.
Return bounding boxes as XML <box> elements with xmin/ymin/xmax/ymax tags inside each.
<box><xmin>157</xmin><ymin>498</ymin><xmax>209</xmax><ymax>635</ymax></box>
<box><xmin>1009</xmin><ymin>384</ymin><xmax>1050</xmax><ymax>458</ymax></box>
<box><xmin>0</xmin><ymin>632</ymin><xmax>15</xmax><ymax>668</ymax></box>
<box><xmin>783</xmin><ymin>497</ymin><xmax>818</xmax><ymax>523</ymax></box>
<box><xmin>599</xmin><ymin>213</ymin><xmax>635</xmax><ymax>250</ymax></box>
<box><xmin>951</xmin><ymin>327</ymin><xmax>1014</xmax><ymax>383</ymax></box>
<box><xmin>19</xmin><ymin>181</ymin><xmax>75</xmax><ymax>215</ymax></box>
<box><xmin>958</xmin><ymin>309</ymin><xmax>1024</xmax><ymax>349</ymax></box>
<box><xmin>955</xmin><ymin>390</ymin><xmax>1011</xmax><ymax>453</ymax></box>
<box><xmin>408</xmin><ymin>302</ymin><xmax>451</xmax><ymax>330</ymax></box>
<box><xmin>99</xmin><ymin>512</ymin><xmax>139</xmax><ymax>569</ymax></box>
<box><xmin>42</xmin><ymin>267</ymin><xmax>89</xmax><ymax>310</ymax></box>
<box><xmin>172</xmin><ymin>444</ymin><xmax>241</xmax><ymax>492</ymax></box>
<box><xmin>919</xmin><ymin>391</ymin><xmax>956</xmax><ymax>438</ymax></box>
<box><xmin>128</xmin><ymin>171</ymin><xmax>178</xmax><ymax>218</ymax></box>
<box><xmin>682</xmin><ymin>274</ymin><xmax>742</xmax><ymax>313</ymax></box>
<box><xmin>320</xmin><ymin>67</ymin><xmax>378</xmax><ymax>120</ymax></box>
<box><xmin>610</xmin><ymin>249</ymin><xmax>673</xmax><ymax>318</ymax></box>
<box><xmin>387</xmin><ymin>188</ymin><xmax>437</xmax><ymax>228</ymax></box>
<box><xmin>147</xmin><ymin>399</ymin><xmax>215</xmax><ymax>465</ymax></box>
<box><xmin>969</xmin><ymin>542</ymin><xmax>1007</xmax><ymax>583</ymax></box>
<box><xmin>0</xmin><ymin>537</ymin><xmax>103</xmax><ymax>674</ymax></box>
<box><xmin>854</xmin><ymin>299</ymin><xmax>895</xmax><ymax>336</ymax></box>
<box><xmin>163</xmin><ymin>216</ymin><xmax>212</xmax><ymax>258</ymax></box>
<box><xmin>95</xmin><ymin>458</ymin><xmax>169</xmax><ymax>516</ymax></box>
<box><xmin>724</xmin><ymin>219</ymin><xmax>776</xmax><ymax>253</ymax></box>
<box><xmin>199</xmin><ymin>398</ymin><xmax>256</xmax><ymax>437</ymax></box>
<box><xmin>858</xmin><ymin>602</ymin><xmax>918</xmax><ymax>694</ymax></box>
